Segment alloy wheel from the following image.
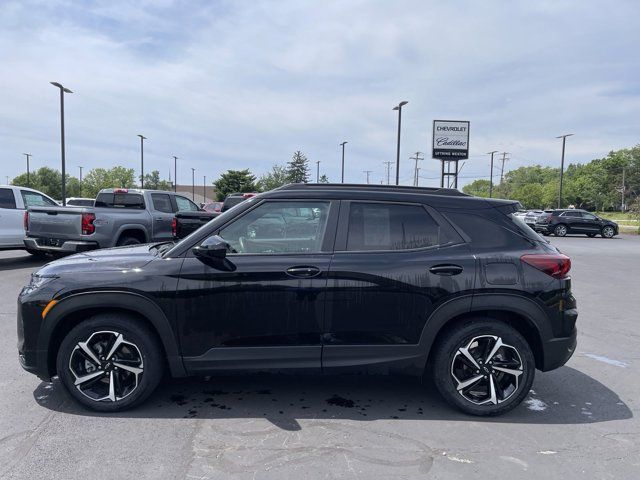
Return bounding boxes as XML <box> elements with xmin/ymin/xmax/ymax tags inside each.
<box><xmin>602</xmin><ymin>226</ymin><xmax>614</xmax><ymax>238</ymax></box>
<box><xmin>450</xmin><ymin>335</ymin><xmax>523</xmax><ymax>406</ymax></box>
<box><xmin>68</xmin><ymin>330</ymin><xmax>144</xmax><ymax>402</ymax></box>
<box><xmin>555</xmin><ymin>225</ymin><xmax>567</xmax><ymax>237</ymax></box>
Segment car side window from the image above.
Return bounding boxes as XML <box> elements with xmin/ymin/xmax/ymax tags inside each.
<box><xmin>20</xmin><ymin>190</ymin><xmax>57</xmax><ymax>208</ymax></box>
<box><xmin>346</xmin><ymin>202</ymin><xmax>443</xmax><ymax>251</ymax></box>
<box><xmin>219</xmin><ymin>201</ymin><xmax>330</xmax><ymax>254</ymax></box>
<box><xmin>175</xmin><ymin>196</ymin><xmax>199</xmax><ymax>212</ymax></box>
<box><xmin>0</xmin><ymin>188</ymin><xmax>16</xmax><ymax>209</ymax></box>
<box><xmin>151</xmin><ymin>193</ymin><xmax>173</xmax><ymax>213</ymax></box>
<box><xmin>561</xmin><ymin>211</ymin><xmax>580</xmax><ymax>217</ymax></box>
<box><xmin>582</xmin><ymin>213</ymin><xmax>597</xmax><ymax>220</ymax></box>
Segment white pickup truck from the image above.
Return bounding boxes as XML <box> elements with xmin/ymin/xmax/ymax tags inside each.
<box><xmin>0</xmin><ymin>185</ymin><xmax>59</xmax><ymax>255</ymax></box>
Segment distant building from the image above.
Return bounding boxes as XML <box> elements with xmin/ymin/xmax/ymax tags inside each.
<box><xmin>173</xmin><ymin>184</ymin><xmax>217</xmax><ymax>206</ymax></box>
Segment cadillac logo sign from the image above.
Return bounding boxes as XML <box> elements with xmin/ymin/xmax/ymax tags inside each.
<box><xmin>432</xmin><ymin>120</ymin><xmax>470</xmax><ymax>160</ymax></box>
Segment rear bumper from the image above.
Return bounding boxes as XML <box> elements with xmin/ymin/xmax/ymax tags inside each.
<box><xmin>24</xmin><ymin>237</ymin><xmax>98</xmax><ymax>253</ymax></box>
<box><xmin>541</xmin><ymin>324</ymin><xmax>577</xmax><ymax>371</ymax></box>
<box><xmin>534</xmin><ymin>224</ymin><xmax>552</xmax><ymax>233</ymax></box>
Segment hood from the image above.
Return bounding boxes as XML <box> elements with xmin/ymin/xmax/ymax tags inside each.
<box><xmin>36</xmin><ymin>244</ymin><xmax>158</xmax><ymax>276</ymax></box>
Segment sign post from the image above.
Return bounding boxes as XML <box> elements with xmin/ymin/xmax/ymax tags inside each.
<box><xmin>432</xmin><ymin>120</ymin><xmax>470</xmax><ymax>188</ymax></box>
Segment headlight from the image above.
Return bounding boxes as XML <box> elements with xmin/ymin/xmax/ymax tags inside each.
<box><xmin>21</xmin><ymin>273</ymin><xmax>58</xmax><ymax>295</ymax></box>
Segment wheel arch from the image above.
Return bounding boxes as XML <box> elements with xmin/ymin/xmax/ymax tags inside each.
<box><xmin>38</xmin><ymin>291</ymin><xmax>186</xmax><ymax>380</ymax></box>
<box><xmin>115</xmin><ymin>226</ymin><xmax>148</xmax><ymax>245</ymax></box>
<box><xmin>420</xmin><ymin>294</ymin><xmax>549</xmax><ymax>371</ymax></box>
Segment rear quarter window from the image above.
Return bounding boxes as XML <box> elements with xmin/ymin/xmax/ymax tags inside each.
<box><xmin>443</xmin><ymin>211</ymin><xmax>537</xmax><ymax>248</ymax></box>
<box><xmin>0</xmin><ymin>188</ymin><xmax>16</xmax><ymax>209</ymax></box>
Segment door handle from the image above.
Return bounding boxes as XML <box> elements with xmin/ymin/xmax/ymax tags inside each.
<box><xmin>286</xmin><ymin>266</ymin><xmax>321</xmax><ymax>278</ymax></box>
<box><xmin>429</xmin><ymin>264</ymin><xmax>463</xmax><ymax>276</ymax></box>
<box><xmin>155</xmin><ymin>217</ymin><xmax>164</xmax><ymax>221</ymax></box>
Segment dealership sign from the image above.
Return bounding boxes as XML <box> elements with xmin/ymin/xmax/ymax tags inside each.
<box><xmin>432</xmin><ymin>120</ymin><xmax>470</xmax><ymax>160</ymax></box>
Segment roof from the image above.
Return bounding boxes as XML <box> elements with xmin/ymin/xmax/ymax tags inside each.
<box><xmin>275</xmin><ymin>183</ymin><xmax>469</xmax><ymax>197</ymax></box>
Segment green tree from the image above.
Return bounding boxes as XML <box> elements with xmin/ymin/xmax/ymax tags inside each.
<box><xmin>83</xmin><ymin>167</ymin><xmax>136</xmax><ymax>198</ymax></box>
<box><xmin>462</xmin><ymin>179</ymin><xmax>491</xmax><ymax>197</ymax></box>
<box><xmin>12</xmin><ymin>167</ymin><xmax>65</xmax><ymax>199</ymax></box>
<box><xmin>213</xmin><ymin>169</ymin><xmax>257</xmax><ymax>201</ymax></box>
<box><xmin>143</xmin><ymin>170</ymin><xmax>173</xmax><ymax>191</ymax></box>
<box><xmin>319</xmin><ymin>174</ymin><xmax>329</xmax><ymax>183</ymax></box>
<box><xmin>286</xmin><ymin>151</ymin><xmax>309</xmax><ymax>183</ymax></box>
<box><xmin>629</xmin><ymin>197</ymin><xmax>640</xmax><ymax>234</ymax></box>
<box><xmin>257</xmin><ymin>164</ymin><xmax>289</xmax><ymax>191</ymax></box>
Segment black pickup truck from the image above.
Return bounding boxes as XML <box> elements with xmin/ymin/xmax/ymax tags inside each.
<box><xmin>173</xmin><ymin>211</ymin><xmax>217</xmax><ymax>239</ymax></box>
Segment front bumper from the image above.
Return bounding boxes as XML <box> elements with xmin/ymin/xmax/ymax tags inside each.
<box><xmin>24</xmin><ymin>237</ymin><xmax>98</xmax><ymax>253</ymax></box>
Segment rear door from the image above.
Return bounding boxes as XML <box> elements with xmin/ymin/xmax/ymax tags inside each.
<box><xmin>323</xmin><ymin>200</ymin><xmax>473</xmax><ymax>372</ymax></box>
<box><xmin>150</xmin><ymin>193</ymin><xmax>174</xmax><ymax>241</ymax></box>
<box><xmin>560</xmin><ymin>211</ymin><xmax>582</xmax><ymax>232</ymax></box>
<box><xmin>580</xmin><ymin>212</ymin><xmax>601</xmax><ymax>233</ymax></box>
<box><xmin>0</xmin><ymin>188</ymin><xmax>22</xmax><ymax>247</ymax></box>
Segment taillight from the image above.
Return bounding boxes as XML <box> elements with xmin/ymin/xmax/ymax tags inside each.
<box><xmin>171</xmin><ymin>217</ymin><xmax>177</xmax><ymax>237</ymax></box>
<box><xmin>521</xmin><ymin>254</ymin><xmax>571</xmax><ymax>279</ymax></box>
<box><xmin>81</xmin><ymin>213</ymin><xmax>96</xmax><ymax>235</ymax></box>
<box><xmin>24</xmin><ymin>211</ymin><xmax>29</xmax><ymax>231</ymax></box>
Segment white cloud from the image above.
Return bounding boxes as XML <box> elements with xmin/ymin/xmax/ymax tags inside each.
<box><xmin>1</xmin><ymin>0</ymin><xmax>638</xmax><ymax>187</ymax></box>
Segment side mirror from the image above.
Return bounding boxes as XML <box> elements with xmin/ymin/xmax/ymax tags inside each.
<box><xmin>193</xmin><ymin>235</ymin><xmax>230</xmax><ymax>261</ymax></box>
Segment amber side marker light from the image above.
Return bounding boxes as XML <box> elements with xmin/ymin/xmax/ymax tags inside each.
<box><xmin>42</xmin><ymin>299</ymin><xmax>58</xmax><ymax>319</ymax></box>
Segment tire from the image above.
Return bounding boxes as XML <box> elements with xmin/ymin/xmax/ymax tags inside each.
<box><xmin>554</xmin><ymin>224</ymin><xmax>568</xmax><ymax>237</ymax></box>
<box><xmin>116</xmin><ymin>236</ymin><xmax>142</xmax><ymax>247</ymax></box>
<box><xmin>26</xmin><ymin>249</ymin><xmax>47</xmax><ymax>258</ymax></box>
<box><xmin>541</xmin><ymin>232</ymin><xmax>550</xmax><ymax>237</ymax></box>
<box><xmin>601</xmin><ymin>226</ymin><xmax>615</xmax><ymax>238</ymax></box>
<box><xmin>587</xmin><ymin>233</ymin><xmax>596</xmax><ymax>238</ymax></box>
<box><xmin>432</xmin><ymin>319</ymin><xmax>535</xmax><ymax>416</ymax></box>
<box><xmin>56</xmin><ymin>313</ymin><xmax>163</xmax><ymax>412</ymax></box>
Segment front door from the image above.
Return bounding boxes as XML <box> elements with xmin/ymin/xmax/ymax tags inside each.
<box><xmin>323</xmin><ymin>201</ymin><xmax>475</xmax><ymax>373</ymax></box>
<box><xmin>176</xmin><ymin>199</ymin><xmax>337</xmax><ymax>373</ymax></box>
<box><xmin>0</xmin><ymin>188</ymin><xmax>22</xmax><ymax>247</ymax></box>
<box><xmin>150</xmin><ymin>193</ymin><xmax>175</xmax><ymax>242</ymax></box>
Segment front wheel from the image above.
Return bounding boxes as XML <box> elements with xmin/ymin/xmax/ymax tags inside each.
<box><xmin>587</xmin><ymin>233</ymin><xmax>596</xmax><ymax>238</ymax></box>
<box><xmin>56</xmin><ymin>314</ymin><xmax>163</xmax><ymax>412</ymax></box>
<box><xmin>554</xmin><ymin>224</ymin><xmax>568</xmax><ymax>237</ymax></box>
<box><xmin>601</xmin><ymin>226</ymin><xmax>615</xmax><ymax>238</ymax></box>
<box><xmin>432</xmin><ymin>320</ymin><xmax>535</xmax><ymax>416</ymax></box>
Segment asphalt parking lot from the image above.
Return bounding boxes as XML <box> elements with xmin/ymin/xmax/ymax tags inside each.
<box><xmin>0</xmin><ymin>235</ymin><xmax>639</xmax><ymax>479</ymax></box>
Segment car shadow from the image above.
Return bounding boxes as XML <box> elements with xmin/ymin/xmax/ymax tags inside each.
<box><xmin>34</xmin><ymin>366</ymin><xmax>631</xmax><ymax>430</ymax></box>
<box><xmin>0</xmin><ymin>253</ymin><xmax>50</xmax><ymax>271</ymax></box>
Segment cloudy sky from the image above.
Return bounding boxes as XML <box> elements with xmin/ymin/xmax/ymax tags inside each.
<box><xmin>1</xmin><ymin>0</ymin><xmax>639</xmax><ymax>187</ymax></box>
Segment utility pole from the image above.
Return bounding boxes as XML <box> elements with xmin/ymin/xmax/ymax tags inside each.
<box><xmin>78</xmin><ymin>166</ymin><xmax>83</xmax><ymax>195</ymax></box>
<box><xmin>137</xmin><ymin>135</ymin><xmax>147</xmax><ymax>188</ymax></box>
<box><xmin>556</xmin><ymin>134</ymin><xmax>573</xmax><ymax>209</ymax></box>
<box><xmin>173</xmin><ymin>156</ymin><xmax>178</xmax><ymax>192</ymax></box>
<box><xmin>191</xmin><ymin>168</ymin><xmax>195</xmax><ymax>201</ymax></box>
<box><xmin>363</xmin><ymin>170</ymin><xmax>372</xmax><ymax>184</ymax></box>
<box><xmin>203</xmin><ymin>175</ymin><xmax>207</xmax><ymax>202</ymax></box>
<box><xmin>5</xmin><ymin>176</ymin><xmax>9</xmax><ymax>184</ymax></box>
<box><xmin>383</xmin><ymin>161</ymin><xmax>393</xmax><ymax>185</ymax></box>
<box><xmin>340</xmin><ymin>142</ymin><xmax>347</xmax><ymax>183</ymax></box>
<box><xmin>50</xmin><ymin>82</ymin><xmax>73</xmax><ymax>206</ymax></box>
<box><xmin>316</xmin><ymin>161</ymin><xmax>321</xmax><ymax>183</ymax></box>
<box><xmin>393</xmin><ymin>101</ymin><xmax>408</xmax><ymax>185</ymax></box>
<box><xmin>486</xmin><ymin>151</ymin><xmax>498</xmax><ymax>197</ymax></box>
<box><xmin>500</xmin><ymin>152</ymin><xmax>509</xmax><ymax>184</ymax></box>
<box><xmin>23</xmin><ymin>153</ymin><xmax>32</xmax><ymax>187</ymax></box>
<box><xmin>409</xmin><ymin>151</ymin><xmax>424</xmax><ymax>187</ymax></box>
<box><xmin>621</xmin><ymin>167</ymin><xmax>626</xmax><ymax>211</ymax></box>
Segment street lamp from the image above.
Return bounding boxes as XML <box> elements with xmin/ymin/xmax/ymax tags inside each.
<box><xmin>203</xmin><ymin>175</ymin><xmax>206</xmax><ymax>201</ymax></box>
<box><xmin>78</xmin><ymin>166</ymin><xmax>83</xmax><ymax>195</ymax></box>
<box><xmin>486</xmin><ymin>151</ymin><xmax>498</xmax><ymax>198</ymax></box>
<box><xmin>556</xmin><ymin>134</ymin><xmax>574</xmax><ymax>208</ymax></box>
<box><xmin>316</xmin><ymin>160</ymin><xmax>321</xmax><ymax>183</ymax></box>
<box><xmin>340</xmin><ymin>141</ymin><xmax>347</xmax><ymax>183</ymax></box>
<box><xmin>191</xmin><ymin>168</ymin><xmax>195</xmax><ymax>201</ymax></box>
<box><xmin>23</xmin><ymin>153</ymin><xmax>32</xmax><ymax>187</ymax></box>
<box><xmin>50</xmin><ymin>82</ymin><xmax>73</xmax><ymax>206</ymax></box>
<box><xmin>392</xmin><ymin>101</ymin><xmax>408</xmax><ymax>185</ymax></box>
<box><xmin>137</xmin><ymin>134</ymin><xmax>147</xmax><ymax>188</ymax></box>
<box><xmin>173</xmin><ymin>156</ymin><xmax>178</xmax><ymax>192</ymax></box>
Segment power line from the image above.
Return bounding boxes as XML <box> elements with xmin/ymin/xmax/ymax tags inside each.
<box><xmin>409</xmin><ymin>151</ymin><xmax>424</xmax><ymax>186</ymax></box>
<box><xmin>499</xmin><ymin>152</ymin><xmax>510</xmax><ymax>183</ymax></box>
<box><xmin>363</xmin><ymin>170</ymin><xmax>372</xmax><ymax>184</ymax></box>
<box><xmin>383</xmin><ymin>161</ymin><xmax>394</xmax><ymax>185</ymax></box>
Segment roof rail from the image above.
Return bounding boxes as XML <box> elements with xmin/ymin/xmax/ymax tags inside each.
<box><xmin>274</xmin><ymin>183</ymin><xmax>469</xmax><ymax>197</ymax></box>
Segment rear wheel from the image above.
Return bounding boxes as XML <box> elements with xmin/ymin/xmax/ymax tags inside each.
<box><xmin>554</xmin><ymin>224</ymin><xmax>568</xmax><ymax>237</ymax></box>
<box><xmin>601</xmin><ymin>226</ymin><xmax>615</xmax><ymax>238</ymax></box>
<box><xmin>432</xmin><ymin>319</ymin><xmax>535</xmax><ymax>416</ymax></box>
<box><xmin>116</xmin><ymin>236</ymin><xmax>142</xmax><ymax>247</ymax></box>
<box><xmin>56</xmin><ymin>314</ymin><xmax>163</xmax><ymax>412</ymax></box>
<box><xmin>26</xmin><ymin>249</ymin><xmax>47</xmax><ymax>258</ymax></box>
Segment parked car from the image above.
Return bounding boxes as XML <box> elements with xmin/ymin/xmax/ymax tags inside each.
<box><xmin>0</xmin><ymin>185</ymin><xmax>58</xmax><ymax>255</ymax></box>
<box><xmin>66</xmin><ymin>197</ymin><xmax>95</xmax><ymax>207</ymax></box>
<box><xmin>202</xmin><ymin>201</ymin><xmax>223</xmax><ymax>214</ymax></box>
<box><xmin>18</xmin><ymin>183</ymin><xmax>577</xmax><ymax>416</ymax></box>
<box><xmin>221</xmin><ymin>192</ymin><xmax>257</xmax><ymax>212</ymax></box>
<box><xmin>534</xmin><ymin>209</ymin><xmax>618</xmax><ymax>238</ymax></box>
<box><xmin>24</xmin><ymin>188</ymin><xmax>203</xmax><ymax>254</ymax></box>
<box><xmin>524</xmin><ymin>210</ymin><xmax>544</xmax><ymax>228</ymax></box>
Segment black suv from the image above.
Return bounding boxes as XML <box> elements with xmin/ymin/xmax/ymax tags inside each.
<box><xmin>18</xmin><ymin>184</ymin><xmax>577</xmax><ymax>416</ymax></box>
<box><xmin>535</xmin><ymin>209</ymin><xmax>618</xmax><ymax>238</ymax></box>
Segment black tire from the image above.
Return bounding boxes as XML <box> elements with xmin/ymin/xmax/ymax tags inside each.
<box><xmin>432</xmin><ymin>319</ymin><xmax>535</xmax><ymax>416</ymax></box>
<box><xmin>554</xmin><ymin>224</ymin><xmax>568</xmax><ymax>237</ymax></box>
<box><xmin>587</xmin><ymin>233</ymin><xmax>596</xmax><ymax>238</ymax></box>
<box><xmin>26</xmin><ymin>249</ymin><xmax>47</xmax><ymax>258</ymax></box>
<box><xmin>56</xmin><ymin>313</ymin><xmax>163</xmax><ymax>412</ymax></box>
<box><xmin>541</xmin><ymin>232</ymin><xmax>550</xmax><ymax>237</ymax></box>
<box><xmin>601</xmin><ymin>226</ymin><xmax>615</xmax><ymax>238</ymax></box>
<box><xmin>116</xmin><ymin>236</ymin><xmax>142</xmax><ymax>247</ymax></box>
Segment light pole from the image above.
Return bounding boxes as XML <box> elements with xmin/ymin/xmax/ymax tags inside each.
<box><xmin>340</xmin><ymin>141</ymin><xmax>347</xmax><ymax>183</ymax></box>
<box><xmin>50</xmin><ymin>82</ymin><xmax>73</xmax><ymax>206</ymax></box>
<box><xmin>191</xmin><ymin>168</ymin><xmax>195</xmax><ymax>201</ymax></box>
<box><xmin>137</xmin><ymin>134</ymin><xmax>147</xmax><ymax>188</ymax></box>
<box><xmin>78</xmin><ymin>166</ymin><xmax>83</xmax><ymax>195</ymax></box>
<box><xmin>486</xmin><ymin>151</ymin><xmax>498</xmax><ymax>198</ymax></box>
<box><xmin>556</xmin><ymin>134</ymin><xmax>573</xmax><ymax>208</ymax></box>
<box><xmin>173</xmin><ymin>156</ymin><xmax>178</xmax><ymax>192</ymax></box>
<box><xmin>203</xmin><ymin>175</ymin><xmax>206</xmax><ymax>201</ymax></box>
<box><xmin>393</xmin><ymin>101</ymin><xmax>408</xmax><ymax>185</ymax></box>
<box><xmin>23</xmin><ymin>153</ymin><xmax>32</xmax><ymax>187</ymax></box>
<box><xmin>316</xmin><ymin>161</ymin><xmax>320</xmax><ymax>182</ymax></box>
